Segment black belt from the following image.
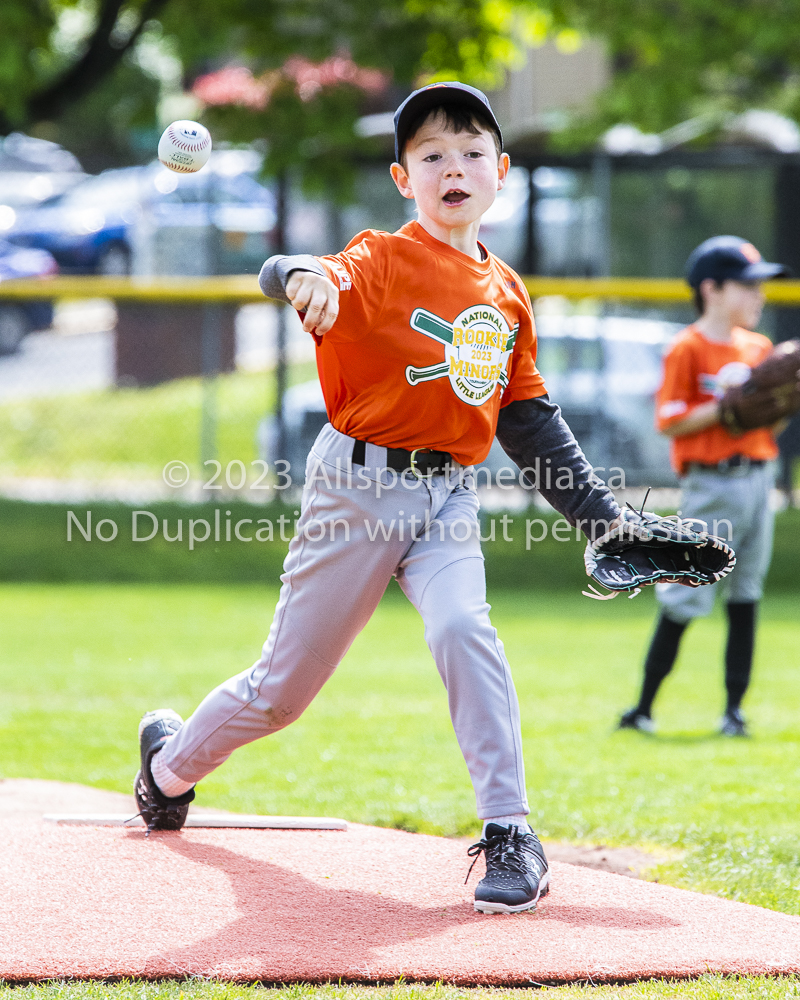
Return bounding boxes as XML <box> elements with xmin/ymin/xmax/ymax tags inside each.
<box><xmin>351</xmin><ymin>438</ymin><xmax>455</xmax><ymax>477</ymax></box>
<box><xmin>689</xmin><ymin>455</ymin><xmax>766</xmax><ymax>472</ymax></box>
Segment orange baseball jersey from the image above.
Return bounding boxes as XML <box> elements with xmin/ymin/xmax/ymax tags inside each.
<box><xmin>309</xmin><ymin>220</ymin><xmax>547</xmax><ymax>467</ymax></box>
<box><xmin>656</xmin><ymin>324</ymin><xmax>779</xmax><ymax>475</ymax></box>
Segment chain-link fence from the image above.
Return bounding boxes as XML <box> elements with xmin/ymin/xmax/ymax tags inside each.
<box><xmin>0</xmin><ymin>277</ymin><xmax>798</xmax><ymax>511</ymax></box>
<box><xmin>0</xmin><ymin>288</ymin><xmax>319</xmax><ymax>504</ymax></box>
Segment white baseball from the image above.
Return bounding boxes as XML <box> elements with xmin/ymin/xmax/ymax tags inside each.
<box><xmin>158</xmin><ymin>120</ymin><xmax>212</xmax><ymax>173</ymax></box>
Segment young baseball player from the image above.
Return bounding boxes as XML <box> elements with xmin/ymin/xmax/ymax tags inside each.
<box><xmin>619</xmin><ymin>236</ymin><xmax>788</xmax><ymax>737</ymax></box>
<box><xmin>135</xmin><ymin>83</ymin><xmax>623</xmax><ymax>914</ymax></box>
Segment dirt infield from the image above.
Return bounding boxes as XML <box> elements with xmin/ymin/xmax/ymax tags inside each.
<box><xmin>0</xmin><ymin>779</ymin><xmax>665</xmax><ymax>877</ymax></box>
<box><xmin>2</xmin><ymin>782</ymin><xmax>799</xmax><ymax>985</ymax></box>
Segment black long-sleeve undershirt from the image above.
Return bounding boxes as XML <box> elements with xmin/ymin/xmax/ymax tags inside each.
<box><xmin>496</xmin><ymin>396</ymin><xmax>620</xmax><ymax>539</ymax></box>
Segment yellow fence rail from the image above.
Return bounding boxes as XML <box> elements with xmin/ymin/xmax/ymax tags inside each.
<box><xmin>3</xmin><ymin>274</ymin><xmax>800</xmax><ymax>303</ymax></box>
<box><xmin>0</xmin><ymin>275</ymin><xmax>266</xmax><ymax>303</ymax></box>
<box><xmin>524</xmin><ymin>277</ymin><xmax>800</xmax><ymax>303</ymax></box>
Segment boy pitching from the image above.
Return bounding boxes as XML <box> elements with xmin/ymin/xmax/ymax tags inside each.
<box><xmin>619</xmin><ymin>236</ymin><xmax>787</xmax><ymax>737</ymax></box>
<box><xmin>135</xmin><ymin>83</ymin><xmax>622</xmax><ymax>914</ymax></box>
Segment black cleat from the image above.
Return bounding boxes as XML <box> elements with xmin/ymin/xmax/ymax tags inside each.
<box><xmin>133</xmin><ymin>709</ymin><xmax>195</xmax><ymax>833</ymax></box>
<box><xmin>618</xmin><ymin>708</ymin><xmax>656</xmax><ymax>734</ymax></box>
<box><xmin>719</xmin><ymin>708</ymin><xmax>749</xmax><ymax>737</ymax></box>
<box><xmin>467</xmin><ymin>823</ymin><xmax>550</xmax><ymax>914</ymax></box>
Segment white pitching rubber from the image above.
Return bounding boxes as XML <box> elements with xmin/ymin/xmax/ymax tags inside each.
<box><xmin>43</xmin><ymin>813</ymin><xmax>348</xmax><ymax>830</ymax></box>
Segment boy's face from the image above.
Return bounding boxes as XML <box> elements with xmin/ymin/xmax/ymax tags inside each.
<box><xmin>702</xmin><ymin>278</ymin><xmax>765</xmax><ymax>329</ymax></box>
<box><xmin>390</xmin><ymin>112</ymin><xmax>509</xmax><ymax>230</ymax></box>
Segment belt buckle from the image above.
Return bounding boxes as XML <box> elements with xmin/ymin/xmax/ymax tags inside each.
<box><xmin>719</xmin><ymin>455</ymin><xmax>746</xmax><ymax>473</ymax></box>
<box><xmin>410</xmin><ymin>447</ymin><xmax>433</xmax><ymax>480</ymax></box>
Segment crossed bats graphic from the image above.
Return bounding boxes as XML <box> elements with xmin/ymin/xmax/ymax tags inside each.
<box><xmin>405</xmin><ymin>308</ymin><xmax>518</xmax><ymax>386</ymax></box>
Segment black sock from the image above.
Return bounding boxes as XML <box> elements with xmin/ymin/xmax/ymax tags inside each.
<box><xmin>725</xmin><ymin>602</ymin><xmax>757</xmax><ymax>714</ymax></box>
<box><xmin>636</xmin><ymin>613</ymin><xmax>688</xmax><ymax>717</ymax></box>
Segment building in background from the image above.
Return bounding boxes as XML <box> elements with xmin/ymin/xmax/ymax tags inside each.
<box><xmin>486</xmin><ymin>39</ymin><xmax>610</xmax><ymax>148</ymax></box>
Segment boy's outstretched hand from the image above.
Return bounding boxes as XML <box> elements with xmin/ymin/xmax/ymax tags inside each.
<box><xmin>286</xmin><ymin>271</ymin><xmax>339</xmax><ymax>335</ymax></box>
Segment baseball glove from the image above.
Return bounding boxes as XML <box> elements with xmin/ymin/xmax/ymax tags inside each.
<box><xmin>583</xmin><ymin>505</ymin><xmax>736</xmax><ymax>600</ymax></box>
<box><xmin>719</xmin><ymin>339</ymin><xmax>800</xmax><ymax>435</ymax></box>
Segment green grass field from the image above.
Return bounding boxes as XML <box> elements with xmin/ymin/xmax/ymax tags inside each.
<box><xmin>1</xmin><ymin>583</ymin><xmax>799</xmax><ymax>997</ymax></box>
<box><xmin>0</xmin><ymin>363</ymin><xmax>316</xmax><ymax>483</ymax></box>
<box><xmin>3</xmin><ymin>977</ymin><xmax>800</xmax><ymax>999</ymax></box>
<box><xmin>4</xmin><ymin>977</ymin><xmax>800</xmax><ymax>999</ymax></box>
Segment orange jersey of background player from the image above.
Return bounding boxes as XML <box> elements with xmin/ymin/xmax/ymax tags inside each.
<box><xmin>656</xmin><ymin>324</ymin><xmax>779</xmax><ymax>474</ymax></box>
<box><xmin>308</xmin><ymin>220</ymin><xmax>546</xmax><ymax>467</ymax></box>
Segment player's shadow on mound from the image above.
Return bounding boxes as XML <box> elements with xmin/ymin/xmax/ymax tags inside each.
<box><xmin>540</xmin><ymin>905</ymin><xmax>680</xmax><ymax>929</ymax></box>
<box><xmin>134</xmin><ymin>833</ymin><xmax>478</xmax><ymax>978</ymax></box>
<box><xmin>132</xmin><ymin>833</ymin><xmax>682</xmax><ymax>978</ymax></box>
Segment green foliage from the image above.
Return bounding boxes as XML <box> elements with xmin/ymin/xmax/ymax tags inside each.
<box><xmin>162</xmin><ymin>0</ymin><xmax>545</xmax><ymax>196</ymax></box>
<box><xmin>0</xmin><ymin>0</ymin><xmax>171</xmax><ymax>167</ymax></box>
<box><xmin>8</xmin><ymin>0</ymin><xmax>800</xmax><ymax>171</ymax></box>
<box><xmin>0</xmin><ymin>1</ymin><xmax>56</xmax><ymax>124</ymax></box>
<box><xmin>1</xmin><ymin>0</ymin><xmax>534</xmax><ymax>182</ymax></box>
<box><xmin>203</xmin><ymin>79</ymin><xmax>386</xmax><ymax>204</ymax></box>
<box><xmin>164</xmin><ymin>0</ymin><xmax>523</xmax><ymax>89</ymax></box>
<box><xmin>546</xmin><ymin>0</ymin><xmax>800</xmax><ymax>146</ymax></box>
<box><xmin>50</xmin><ymin>54</ymin><xmax>163</xmax><ymax>173</ymax></box>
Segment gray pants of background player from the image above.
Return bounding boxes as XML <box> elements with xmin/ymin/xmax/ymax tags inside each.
<box><xmin>160</xmin><ymin>424</ymin><xmax>529</xmax><ymax>820</ymax></box>
<box><xmin>656</xmin><ymin>462</ymin><xmax>776</xmax><ymax>622</ymax></box>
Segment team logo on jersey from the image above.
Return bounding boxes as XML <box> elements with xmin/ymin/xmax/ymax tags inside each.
<box><xmin>405</xmin><ymin>304</ymin><xmax>517</xmax><ymax>406</ymax></box>
<box><xmin>699</xmin><ymin>361</ymin><xmax>751</xmax><ymax>397</ymax></box>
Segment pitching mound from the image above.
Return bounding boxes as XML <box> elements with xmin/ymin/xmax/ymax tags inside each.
<box><xmin>2</xmin><ymin>815</ymin><xmax>799</xmax><ymax>984</ymax></box>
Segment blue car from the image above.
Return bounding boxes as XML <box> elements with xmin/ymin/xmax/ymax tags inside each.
<box><xmin>0</xmin><ymin>238</ymin><xmax>57</xmax><ymax>354</ymax></box>
<box><xmin>5</xmin><ymin>152</ymin><xmax>277</xmax><ymax>276</ymax></box>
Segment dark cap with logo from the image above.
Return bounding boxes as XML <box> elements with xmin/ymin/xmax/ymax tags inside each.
<box><xmin>686</xmin><ymin>236</ymin><xmax>790</xmax><ymax>288</ymax></box>
<box><xmin>393</xmin><ymin>82</ymin><xmax>503</xmax><ymax>163</ymax></box>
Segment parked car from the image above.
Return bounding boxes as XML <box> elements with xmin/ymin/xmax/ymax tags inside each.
<box><xmin>4</xmin><ymin>149</ymin><xmax>277</xmax><ymax>276</ymax></box>
<box><xmin>0</xmin><ymin>238</ymin><xmax>58</xmax><ymax>354</ymax></box>
<box><xmin>259</xmin><ymin>313</ymin><xmax>680</xmax><ymax>491</ymax></box>
<box><xmin>533</xmin><ymin>312</ymin><xmax>680</xmax><ymax>487</ymax></box>
<box><xmin>0</xmin><ymin>132</ymin><xmax>86</xmax><ymax>214</ymax></box>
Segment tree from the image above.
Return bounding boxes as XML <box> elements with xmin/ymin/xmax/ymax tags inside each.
<box><xmin>542</xmin><ymin>0</ymin><xmax>800</xmax><ymax>145</ymax></box>
<box><xmin>7</xmin><ymin>1</ymin><xmax>800</xmax><ymax>170</ymax></box>
<box><xmin>0</xmin><ymin>0</ymin><xmax>540</xmax><ymax>176</ymax></box>
<box><xmin>0</xmin><ymin>0</ymin><xmax>166</xmax><ymax>133</ymax></box>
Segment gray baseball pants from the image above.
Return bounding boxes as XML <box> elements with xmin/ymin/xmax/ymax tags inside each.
<box><xmin>656</xmin><ymin>461</ymin><xmax>776</xmax><ymax>622</ymax></box>
<box><xmin>160</xmin><ymin>423</ymin><xmax>529</xmax><ymax>819</ymax></box>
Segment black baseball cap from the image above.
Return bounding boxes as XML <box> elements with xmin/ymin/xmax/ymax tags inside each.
<box><xmin>686</xmin><ymin>235</ymin><xmax>790</xmax><ymax>288</ymax></box>
<box><xmin>393</xmin><ymin>82</ymin><xmax>503</xmax><ymax>163</ymax></box>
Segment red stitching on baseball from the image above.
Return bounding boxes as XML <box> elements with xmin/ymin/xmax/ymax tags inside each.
<box><xmin>166</xmin><ymin>124</ymin><xmax>209</xmax><ymax>156</ymax></box>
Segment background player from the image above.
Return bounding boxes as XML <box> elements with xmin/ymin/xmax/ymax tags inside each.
<box><xmin>619</xmin><ymin>237</ymin><xmax>788</xmax><ymax>737</ymax></box>
<box><xmin>133</xmin><ymin>82</ymin><xmax>628</xmax><ymax>914</ymax></box>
